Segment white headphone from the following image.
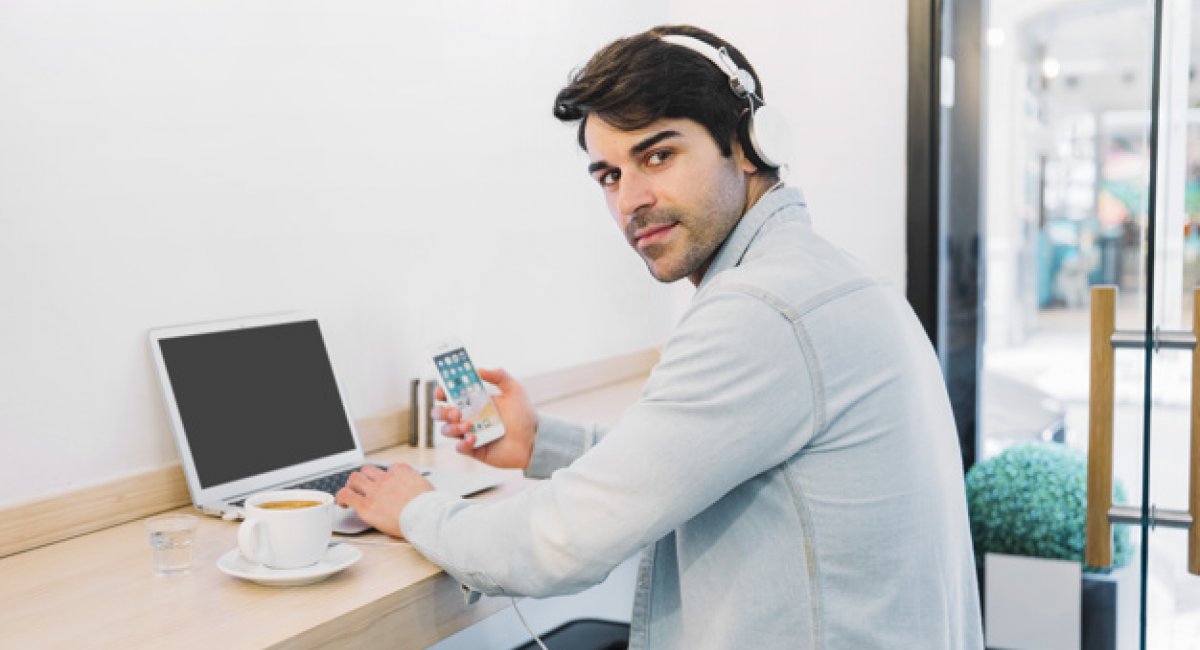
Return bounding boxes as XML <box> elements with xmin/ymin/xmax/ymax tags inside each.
<box><xmin>660</xmin><ymin>34</ymin><xmax>792</xmax><ymax>171</ymax></box>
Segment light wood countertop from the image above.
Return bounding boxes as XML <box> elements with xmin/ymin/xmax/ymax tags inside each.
<box><xmin>0</xmin><ymin>375</ymin><xmax>646</xmax><ymax>649</ymax></box>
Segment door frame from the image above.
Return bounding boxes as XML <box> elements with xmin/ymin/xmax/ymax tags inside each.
<box><xmin>906</xmin><ymin>0</ymin><xmax>983</xmax><ymax>472</ymax></box>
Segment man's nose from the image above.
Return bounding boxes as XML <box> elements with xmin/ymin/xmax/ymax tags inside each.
<box><xmin>617</xmin><ymin>170</ymin><xmax>655</xmax><ymax>220</ymax></box>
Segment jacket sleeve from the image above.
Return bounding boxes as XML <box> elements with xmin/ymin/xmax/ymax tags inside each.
<box><xmin>399</xmin><ymin>288</ymin><xmax>817</xmax><ymax>598</ymax></box>
<box><xmin>523</xmin><ymin>413</ymin><xmax>609</xmax><ymax>480</ymax></box>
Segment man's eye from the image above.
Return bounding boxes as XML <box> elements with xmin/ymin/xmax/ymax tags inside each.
<box><xmin>646</xmin><ymin>150</ymin><xmax>672</xmax><ymax>166</ymax></box>
<box><xmin>598</xmin><ymin>169</ymin><xmax>620</xmax><ymax>187</ymax></box>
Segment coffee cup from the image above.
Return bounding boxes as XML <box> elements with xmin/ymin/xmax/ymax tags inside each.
<box><xmin>237</xmin><ymin>489</ymin><xmax>334</xmax><ymax>569</ymax></box>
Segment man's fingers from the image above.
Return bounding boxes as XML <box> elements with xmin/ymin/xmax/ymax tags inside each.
<box><xmin>455</xmin><ymin>442</ymin><xmax>482</xmax><ymax>457</ymax></box>
<box><xmin>346</xmin><ymin>471</ymin><xmax>373</xmax><ymax>494</ymax></box>
<box><xmin>391</xmin><ymin>463</ymin><xmax>427</xmax><ymax>481</ymax></box>
<box><xmin>477</xmin><ymin>367</ymin><xmax>511</xmax><ymax>389</ymax></box>
<box><xmin>432</xmin><ymin>405</ymin><xmax>461</xmax><ymax>423</ymax></box>
<box><xmin>361</xmin><ymin>464</ymin><xmax>386</xmax><ymax>479</ymax></box>
<box><xmin>335</xmin><ymin>486</ymin><xmax>363</xmax><ymax>509</ymax></box>
<box><xmin>442</xmin><ymin>421</ymin><xmax>472</xmax><ymax>437</ymax></box>
<box><xmin>455</xmin><ymin>433</ymin><xmax>478</xmax><ymax>456</ymax></box>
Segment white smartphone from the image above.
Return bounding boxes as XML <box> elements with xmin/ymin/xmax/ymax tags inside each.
<box><xmin>428</xmin><ymin>339</ymin><xmax>506</xmax><ymax>448</ymax></box>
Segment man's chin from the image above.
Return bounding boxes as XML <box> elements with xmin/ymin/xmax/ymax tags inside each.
<box><xmin>642</xmin><ymin>257</ymin><xmax>690</xmax><ymax>284</ymax></box>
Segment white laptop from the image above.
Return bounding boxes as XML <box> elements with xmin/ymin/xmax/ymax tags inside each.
<box><xmin>148</xmin><ymin>312</ymin><xmax>498</xmax><ymax>533</ymax></box>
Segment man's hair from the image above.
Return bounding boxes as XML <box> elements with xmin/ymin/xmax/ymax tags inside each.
<box><xmin>553</xmin><ymin>25</ymin><xmax>765</xmax><ymax>162</ymax></box>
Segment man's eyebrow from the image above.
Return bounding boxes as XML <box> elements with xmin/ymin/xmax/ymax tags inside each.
<box><xmin>587</xmin><ymin>160</ymin><xmax>610</xmax><ymax>175</ymax></box>
<box><xmin>630</xmin><ymin>130</ymin><xmax>681</xmax><ymax>155</ymax></box>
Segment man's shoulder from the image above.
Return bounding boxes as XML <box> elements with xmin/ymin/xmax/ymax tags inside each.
<box><xmin>703</xmin><ymin>220</ymin><xmax>883</xmax><ymax>319</ymax></box>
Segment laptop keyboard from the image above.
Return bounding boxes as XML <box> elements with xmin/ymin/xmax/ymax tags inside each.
<box><xmin>228</xmin><ymin>464</ymin><xmax>426</xmax><ymax>508</ymax></box>
<box><xmin>290</xmin><ymin>466</ymin><xmax>368</xmax><ymax>495</ymax></box>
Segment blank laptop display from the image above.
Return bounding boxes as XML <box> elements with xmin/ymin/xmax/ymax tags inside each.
<box><xmin>149</xmin><ymin>313</ymin><xmax>496</xmax><ymax>533</ymax></box>
<box><xmin>159</xmin><ymin>319</ymin><xmax>356</xmax><ymax>489</ymax></box>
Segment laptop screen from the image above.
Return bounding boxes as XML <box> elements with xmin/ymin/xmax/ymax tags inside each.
<box><xmin>157</xmin><ymin>320</ymin><xmax>357</xmax><ymax>488</ymax></box>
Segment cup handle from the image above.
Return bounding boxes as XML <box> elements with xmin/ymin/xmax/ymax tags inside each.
<box><xmin>237</xmin><ymin>519</ymin><xmax>272</xmax><ymax>565</ymax></box>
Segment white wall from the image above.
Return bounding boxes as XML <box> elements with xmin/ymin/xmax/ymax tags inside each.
<box><xmin>0</xmin><ymin>2</ymin><xmax>909</xmax><ymax>508</ymax></box>
<box><xmin>0</xmin><ymin>0</ymin><xmax>677</xmax><ymax>505</ymax></box>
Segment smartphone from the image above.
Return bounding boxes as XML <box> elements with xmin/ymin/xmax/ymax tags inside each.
<box><xmin>428</xmin><ymin>339</ymin><xmax>506</xmax><ymax>448</ymax></box>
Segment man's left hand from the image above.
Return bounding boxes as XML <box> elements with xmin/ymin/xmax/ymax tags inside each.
<box><xmin>335</xmin><ymin>463</ymin><xmax>434</xmax><ymax>538</ymax></box>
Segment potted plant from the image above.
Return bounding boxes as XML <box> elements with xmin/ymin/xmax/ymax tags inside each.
<box><xmin>965</xmin><ymin>441</ymin><xmax>1132</xmax><ymax>649</ymax></box>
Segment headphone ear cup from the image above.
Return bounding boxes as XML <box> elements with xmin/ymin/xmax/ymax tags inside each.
<box><xmin>742</xmin><ymin>104</ymin><xmax>793</xmax><ymax>171</ymax></box>
<box><xmin>738</xmin><ymin>109</ymin><xmax>772</xmax><ymax>171</ymax></box>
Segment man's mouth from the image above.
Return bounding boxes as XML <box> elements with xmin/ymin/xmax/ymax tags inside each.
<box><xmin>633</xmin><ymin>223</ymin><xmax>678</xmax><ymax>249</ymax></box>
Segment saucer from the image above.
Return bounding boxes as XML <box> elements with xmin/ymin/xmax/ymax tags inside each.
<box><xmin>217</xmin><ymin>543</ymin><xmax>362</xmax><ymax>587</ymax></box>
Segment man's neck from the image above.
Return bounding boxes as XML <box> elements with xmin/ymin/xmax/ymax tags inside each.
<box><xmin>687</xmin><ymin>173</ymin><xmax>781</xmax><ymax>287</ymax></box>
<box><xmin>744</xmin><ymin>173</ymin><xmax>780</xmax><ymax>211</ymax></box>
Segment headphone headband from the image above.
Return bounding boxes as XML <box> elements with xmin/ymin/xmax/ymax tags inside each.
<box><xmin>658</xmin><ymin>33</ymin><xmax>791</xmax><ymax>170</ymax></box>
<box><xmin>659</xmin><ymin>34</ymin><xmax>758</xmax><ymax>99</ymax></box>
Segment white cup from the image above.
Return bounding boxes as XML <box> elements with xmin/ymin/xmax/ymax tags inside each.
<box><xmin>237</xmin><ymin>489</ymin><xmax>334</xmax><ymax>569</ymax></box>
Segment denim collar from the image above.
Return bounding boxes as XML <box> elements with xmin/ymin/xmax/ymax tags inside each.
<box><xmin>697</xmin><ymin>185</ymin><xmax>809</xmax><ymax>291</ymax></box>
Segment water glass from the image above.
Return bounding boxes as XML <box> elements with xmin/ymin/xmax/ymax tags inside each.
<box><xmin>145</xmin><ymin>514</ymin><xmax>198</xmax><ymax>575</ymax></box>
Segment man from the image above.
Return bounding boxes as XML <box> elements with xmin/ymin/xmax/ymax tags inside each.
<box><xmin>338</xmin><ymin>25</ymin><xmax>983</xmax><ymax>649</ymax></box>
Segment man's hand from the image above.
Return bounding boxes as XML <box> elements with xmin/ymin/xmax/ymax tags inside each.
<box><xmin>335</xmin><ymin>464</ymin><xmax>433</xmax><ymax>538</ymax></box>
<box><xmin>434</xmin><ymin>367</ymin><xmax>537</xmax><ymax>470</ymax></box>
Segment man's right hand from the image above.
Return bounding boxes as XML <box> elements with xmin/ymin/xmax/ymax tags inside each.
<box><xmin>433</xmin><ymin>367</ymin><xmax>537</xmax><ymax>470</ymax></box>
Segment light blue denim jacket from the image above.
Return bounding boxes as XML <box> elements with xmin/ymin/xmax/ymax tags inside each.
<box><xmin>402</xmin><ymin>187</ymin><xmax>984</xmax><ymax>649</ymax></box>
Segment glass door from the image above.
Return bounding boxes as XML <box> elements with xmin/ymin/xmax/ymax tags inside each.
<box><xmin>1133</xmin><ymin>0</ymin><xmax>1200</xmax><ymax>644</ymax></box>
<box><xmin>938</xmin><ymin>0</ymin><xmax>1200</xmax><ymax>647</ymax></box>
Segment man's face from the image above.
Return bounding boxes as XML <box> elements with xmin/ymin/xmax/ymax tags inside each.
<box><xmin>584</xmin><ymin>117</ymin><xmax>755</xmax><ymax>284</ymax></box>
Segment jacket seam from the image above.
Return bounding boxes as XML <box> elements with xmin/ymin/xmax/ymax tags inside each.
<box><xmin>793</xmin><ymin>277</ymin><xmax>878</xmax><ymax>319</ymax></box>
<box><xmin>636</xmin><ymin>544</ymin><xmax>655</xmax><ymax>648</ymax></box>
<box><xmin>715</xmin><ymin>284</ymin><xmax>828</xmax><ymax>435</ymax></box>
<box><xmin>782</xmin><ymin>459</ymin><xmax>826</xmax><ymax>649</ymax></box>
<box><xmin>715</xmin><ymin>277</ymin><xmax>877</xmax><ymax>324</ymax></box>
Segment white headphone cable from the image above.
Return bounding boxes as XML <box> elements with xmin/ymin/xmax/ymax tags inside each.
<box><xmin>510</xmin><ymin>597</ymin><xmax>549</xmax><ymax>650</ymax></box>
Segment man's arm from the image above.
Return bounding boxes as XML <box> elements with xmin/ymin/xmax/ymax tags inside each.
<box><xmin>338</xmin><ymin>369</ymin><xmax>609</xmax><ymax>536</ymax></box>
<box><xmin>400</xmin><ymin>289</ymin><xmax>818</xmax><ymax>598</ymax></box>
<box><xmin>435</xmin><ymin>367</ymin><xmax>610</xmax><ymax>475</ymax></box>
<box><xmin>523</xmin><ymin>413</ymin><xmax>608</xmax><ymax>479</ymax></box>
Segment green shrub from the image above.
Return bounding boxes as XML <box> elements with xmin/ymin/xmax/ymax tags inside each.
<box><xmin>965</xmin><ymin>442</ymin><xmax>1132</xmax><ymax>572</ymax></box>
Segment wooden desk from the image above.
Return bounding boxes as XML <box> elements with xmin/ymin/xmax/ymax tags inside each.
<box><xmin>0</xmin><ymin>376</ymin><xmax>645</xmax><ymax>649</ymax></box>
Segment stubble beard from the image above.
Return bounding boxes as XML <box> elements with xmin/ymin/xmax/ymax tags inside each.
<box><xmin>629</xmin><ymin>173</ymin><xmax>746</xmax><ymax>284</ymax></box>
<box><xmin>628</xmin><ymin>208</ymin><xmax>700</xmax><ymax>283</ymax></box>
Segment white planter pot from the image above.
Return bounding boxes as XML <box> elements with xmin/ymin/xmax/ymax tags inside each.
<box><xmin>985</xmin><ymin>552</ymin><xmax>1081</xmax><ymax>650</ymax></box>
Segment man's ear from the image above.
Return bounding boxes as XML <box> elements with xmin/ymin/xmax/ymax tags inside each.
<box><xmin>731</xmin><ymin>139</ymin><xmax>758</xmax><ymax>175</ymax></box>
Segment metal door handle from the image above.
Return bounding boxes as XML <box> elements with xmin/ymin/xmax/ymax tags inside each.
<box><xmin>1085</xmin><ymin>286</ymin><xmax>1199</xmax><ymax>575</ymax></box>
<box><xmin>1191</xmin><ymin>288</ymin><xmax>1199</xmax><ymax>574</ymax></box>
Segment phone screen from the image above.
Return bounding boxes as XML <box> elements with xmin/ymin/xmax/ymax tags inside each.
<box><xmin>432</xmin><ymin>347</ymin><xmax>503</xmax><ymax>437</ymax></box>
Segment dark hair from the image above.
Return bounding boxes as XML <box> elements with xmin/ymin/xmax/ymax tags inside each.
<box><xmin>553</xmin><ymin>25</ymin><xmax>763</xmax><ymax>160</ymax></box>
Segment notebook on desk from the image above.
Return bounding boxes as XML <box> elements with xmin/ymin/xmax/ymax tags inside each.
<box><xmin>148</xmin><ymin>312</ymin><xmax>498</xmax><ymax>534</ymax></box>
